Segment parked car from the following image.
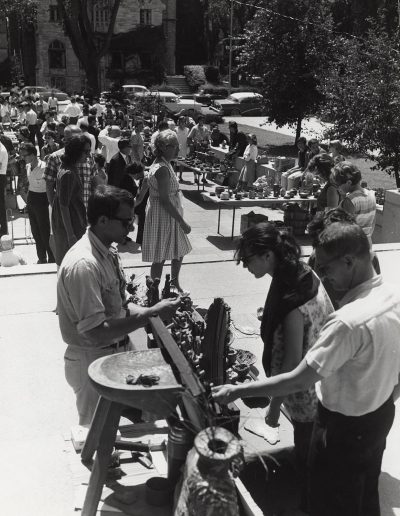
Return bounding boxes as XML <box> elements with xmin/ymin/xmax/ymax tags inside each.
<box><xmin>210</xmin><ymin>92</ymin><xmax>264</xmax><ymax>116</ymax></box>
<box><xmin>122</xmin><ymin>84</ymin><xmax>149</xmax><ymax>97</ymax></box>
<box><xmin>20</xmin><ymin>86</ymin><xmax>69</xmax><ymax>101</ymax></box>
<box><xmin>194</xmin><ymin>87</ymin><xmax>229</xmax><ymax>106</ymax></box>
<box><xmin>134</xmin><ymin>91</ymin><xmax>202</xmax><ymax>116</ymax></box>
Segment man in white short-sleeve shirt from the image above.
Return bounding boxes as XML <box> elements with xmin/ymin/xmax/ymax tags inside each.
<box><xmin>57</xmin><ymin>185</ymin><xmax>180</xmax><ymax>425</ymax></box>
<box><xmin>212</xmin><ymin>222</ymin><xmax>400</xmax><ymax>516</ymax></box>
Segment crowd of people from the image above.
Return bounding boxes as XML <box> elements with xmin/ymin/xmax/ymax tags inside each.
<box><xmin>0</xmin><ymin>87</ymin><xmax>398</xmax><ymax>516</ymax></box>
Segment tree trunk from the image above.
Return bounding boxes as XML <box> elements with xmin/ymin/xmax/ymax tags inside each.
<box><xmin>84</xmin><ymin>59</ymin><xmax>101</xmax><ymax>95</ymax></box>
<box><xmin>295</xmin><ymin>116</ymin><xmax>302</xmax><ymax>144</ymax></box>
<box><xmin>394</xmin><ymin>167</ymin><xmax>400</xmax><ymax>188</ymax></box>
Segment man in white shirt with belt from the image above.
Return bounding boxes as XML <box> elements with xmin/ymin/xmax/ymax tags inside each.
<box><xmin>64</xmin><ymin>96</ymin><xmax>82</xmax><ymax>124</ymax></box>
<box><xmin>0</xmin><ymin>139</ymin><xmax>8</xmax><ymax>237</ymax></box>
<box><xmin>24</xmin><ymin>102</ymin><xmax>42</xmax><ymax>149</ymax></box>
<box><xmin>213</xmin><ymin>222</ymin><xmax>400</xmax><ymax>516</ymax></box>
<box><xmin>98</xmin><ymin>125</ymin><xmax>121</xmax><ymax>164</ymax></box>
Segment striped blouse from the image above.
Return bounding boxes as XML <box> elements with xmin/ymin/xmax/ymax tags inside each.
<box><xmin>347</xmin><ymin>188</ymin><xmax>376</xmax><ymax>243</ymax></box>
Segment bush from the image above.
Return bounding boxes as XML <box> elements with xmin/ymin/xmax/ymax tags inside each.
<box><xmin>184</xmin><ymin>65</ymin><xmax>206</xmax><ymax>89</ymax></box>
<box><xmin>204</xmin><ymin>66</ymin><xmax>220</xmax><ymax>84</ymax></box>
<box><xmin>151</xmin><ymin>84</ymin><xmax>181</xmax><ymax>95</ymax></box>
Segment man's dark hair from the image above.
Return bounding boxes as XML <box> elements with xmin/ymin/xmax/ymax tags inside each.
<box><xmin>20</xmin><ymin>142</ymin><xmax>37</xmax><ymax>157</ymax></box>
<box><xmin>315</xmin><ymin>222</ymin><xmax>370</xmax><ymax>259</ymax></box>
<box><xmin>307</xmin><ymin>208</ymin><xmax>355</xmax><ymax>244</ymax></box>
<box><xmin>158</xmin><ymin>121</ymin><xmax>169</xmax><ymax>131</ymax></box>
<box><xmin>61</xmin><ymin>134</ymin><xmax>90</xmax><ymax>168</ymax></box>
<box><xmin>118</xmin><ymin>138</ymin><xmax>131</xmax><ymax>151</ymax></box>
<box><xmin>87</xmin><ymin>185</ymin><xmax>134</xmax><ymax>226</ymax></box>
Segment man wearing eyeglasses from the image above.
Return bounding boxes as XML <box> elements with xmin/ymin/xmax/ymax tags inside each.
<box><xmin>57</xmin><ymin>185</ymin><xmax>181</xmax><ymax>426</ymax></box>
<box><xmin>213</xmin><ymin>222</ymin><xmax>400</xmax><ymax>516</ymax></box>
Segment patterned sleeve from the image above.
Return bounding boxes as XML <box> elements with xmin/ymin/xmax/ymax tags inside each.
<box><xmin>43</xmin><ymin>154</ymin><xmax>58</xmax><ymax>182</ymax></box>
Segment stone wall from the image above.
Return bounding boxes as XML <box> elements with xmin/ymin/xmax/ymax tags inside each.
<box><xmin>34</xmin><ymin>0</ymin><xmax>176</xmax><ymax>92</ymax></box>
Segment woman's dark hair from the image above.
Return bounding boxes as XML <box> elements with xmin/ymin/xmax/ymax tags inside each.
<box><xmin>297</xmin><ymin>136</ymin><xmax>307</xmax><ymax>145</ymax></box>
<box><xmin>158</xmin><ymin>121</ymin><xmax>169</xmax><ymax>131</ymax></box>
<box><xmin>126</xmin><ymin>163</ymin><xmax>144</xmax><ymax>176</ymax></box>
<box><xmin>331</xmin><ymin>160</ymin><xmax>362</xmax><ymax>186</ymax></box>
<box><xmin>20</xmin><ymin>142</ymin><xmax>37</xmax><ymax>156</ymax></box>
<box><xmin>235</xmin><ymin>222</ymin><xmax>301</xmax><ymax>277</ymax></box>
<box><xmin>307</xmin><ymin>208</ymin><xmax>356</xmax><ymax>245</ymax></box>
<box><xmin>87</xmin><ymin>185</ymin><xmax>134</xmax><ymax>226</ymax></box>
<box><xmin>118</xmin><ymin>138</ymin><xmax>131</xmax><ymax>151</ymax></box>
<box><xmin>307</xmin><ymin>153</ymin><xmax>333</xmax><ymax>181</ymax></box>
<box><xmin>61</xmin><ymin>134</ymin><xmax>91</xmax><ymax>168</ymax></box>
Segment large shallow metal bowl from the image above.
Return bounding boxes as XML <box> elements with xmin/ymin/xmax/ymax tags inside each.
<box><xmin>88</xmin><ymin>349</ymin><xmax>183</xmax><ymax>417</ymax></box>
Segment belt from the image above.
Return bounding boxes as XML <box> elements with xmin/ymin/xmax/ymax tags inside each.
<box><xmin>103</xmin><ymin>336</ymin><xmax>129</xmax><ymax>351</ymax></box>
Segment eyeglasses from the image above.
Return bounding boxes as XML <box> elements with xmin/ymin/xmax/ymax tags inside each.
<box><xmin>240</xmin><ymin>253</ymin><xmax>257</xmax><ymax>267</ymax></box>
<box><xmin>111</xmin><ymin>217</ymin><xmax>134</xmax><ymax>229</ymax></box>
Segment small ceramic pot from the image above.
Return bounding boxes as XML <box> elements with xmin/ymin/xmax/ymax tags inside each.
<box><xmin>145</xmin><ymin>477</ymin><xmax>174</xmax><ymax>507</ymax></box>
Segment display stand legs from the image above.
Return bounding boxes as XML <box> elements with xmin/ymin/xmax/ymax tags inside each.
<box><xmin>217</xmin><ymin>206</ymin><xmax>236</xmax><ymax>239</ymax></box>
<box><xmin>81</xmin><ymin>397</ymin><xmax>123</xmax><ymax>516</ymax></box>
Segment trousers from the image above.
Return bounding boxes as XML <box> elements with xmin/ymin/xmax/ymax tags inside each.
<box><xmin>308</xmin><ymin>397</ymin><xmax>395</xmax><ymax>516</ymax></box>
<box><xmin>0</xmin><ymin>174</ymin><xmax>7</xmax><ymax>236</ymax></box>
<box><xmin>27</xmin><ymin>191</ymin><xmax>54</xmax><ymax>263</ymax></box>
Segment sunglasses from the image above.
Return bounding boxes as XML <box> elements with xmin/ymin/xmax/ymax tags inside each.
<box><xmin>111</xmin><ymin>217</ymin><xmax>134</xmax><ymax>229</ymax></box>
<box><xmin>240</xmin><ymin>253</ymin><xmax>257</xmax><ymax>267</ymax></box>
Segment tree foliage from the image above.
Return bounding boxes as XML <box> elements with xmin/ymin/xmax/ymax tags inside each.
<box><xmin>320</xmin><ymin>19</ymin><xmax>400</xmax><ymax>186</ymax></box>
<box><xmin>0</xmin><ymin>0</ymin><xmax>37</xmax><ymax>24</ymax></box>
<box><xmin>238</xmin><ymin>0</ymin><xmax>336</xmax><ymax>140</ymax></box>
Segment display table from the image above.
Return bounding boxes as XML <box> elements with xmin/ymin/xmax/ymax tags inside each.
<box><xmin>201</xmin><ymin>192</ymin><xmax>318</xmax><ymax>239</ymax></box>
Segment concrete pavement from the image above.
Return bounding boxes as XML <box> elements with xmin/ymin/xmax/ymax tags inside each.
<box><xmin>1</xmin><ymin>179</ymin><xmax>399</xmax><ymax>515</ymax></box>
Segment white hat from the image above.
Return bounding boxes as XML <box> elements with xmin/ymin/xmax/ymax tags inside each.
<box><xmin>1</xmin><ymin>234</ymin><xmax>13</xmax><ymax>250</ymax></box>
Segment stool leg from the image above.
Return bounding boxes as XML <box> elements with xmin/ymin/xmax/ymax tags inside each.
<box><xmin>81</xmin><ymin>401</ymin><xmax>122</xmax><ymax>516</ymax></box>
<box><xmin>81</xmin><ymin>396</ymin><xmax>111</xmax><ymax>464</ymax></box>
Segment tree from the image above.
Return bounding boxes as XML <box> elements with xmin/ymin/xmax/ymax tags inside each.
<box><xmin>238</xmin><ymin>0</ymin><xmax>336</xmax><ymax>141</ymax></box>
<box><xmin>0</xmin><ymin>0</ymin><xmax>37</xmax><ymax>23</ymax></box>
<box><xmin>57</xmin><ymin>0</ymin><xmax>121</xmax><ymax>94</ymax></box>
<box><xmin>320</xmin><ymin>19</ymin><xmax>400</xmax><ymax>186</ymax></box>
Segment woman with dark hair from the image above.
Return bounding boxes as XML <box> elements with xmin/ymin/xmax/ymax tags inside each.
<box><xmin>236</xmin><ymin>133</ymin><xmax>258</xmax><ymax>191</ymax></box>
<box><xmin>51</xmin><ymin>135</ymin><xmax>89</xmax><ymax>265</ymax></box>
<box><xmin>308</xmin><ymin>153</ymin><xmax>341</xmax><ymax>213</ymax></box>
<box><xmin>235</xmin><ymin>222</ymin><xmax>333</xmax><ymax>511</ymax></box>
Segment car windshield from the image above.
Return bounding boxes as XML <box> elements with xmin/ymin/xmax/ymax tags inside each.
<box><xmin>228</xmin><ymin>96</ymin><xmax>239</xmax><ymax>102</ymax></box>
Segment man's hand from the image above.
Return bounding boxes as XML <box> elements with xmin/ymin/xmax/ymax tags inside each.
<box><xmin>154</xmin><ymin>297</ymin><xmax>181</xmax><ymax>319</ymax></box>
<box><xmin>212</xmin><ymin>384</ymin><xmax>241</xmax><ymax>405</ymax></box>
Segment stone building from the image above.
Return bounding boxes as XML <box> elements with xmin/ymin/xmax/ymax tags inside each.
<box><xmin>20</xmin><ymin>0</ymin><xmax>176</xmax><ymax>93</ymax></box>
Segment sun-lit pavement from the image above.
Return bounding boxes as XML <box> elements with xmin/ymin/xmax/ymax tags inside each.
<box><xmin>1</xmin><ymin>165</ymin><xmax>399</xmax><ymax>515</ymax></box>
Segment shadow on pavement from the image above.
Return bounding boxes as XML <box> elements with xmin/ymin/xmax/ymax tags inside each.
<box><xmin>380</xmin><ymin>472</ymin><xmax>400</xmax><ymax>515</ymax></box>
<box><xmin>181</xmin><ymin>188</ymin><xmax>219</xmax><ymax>210</ymax></box>
<box><xmin>206</xmin><ymin>235</ymin><xmax>238</xmax><ymax>251</ymax></box>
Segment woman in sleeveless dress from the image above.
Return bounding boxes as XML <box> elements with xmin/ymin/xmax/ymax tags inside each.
<box><xmin>142</xmin><ymin>129</ymin><xmax>192</xmax><ymax>291</ymax></box>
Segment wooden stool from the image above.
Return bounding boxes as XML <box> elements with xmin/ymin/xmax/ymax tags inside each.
<box><xmin>80</xmin><ymin>349</ymin><xmax>182</xmax><ymax>516</ymax></box>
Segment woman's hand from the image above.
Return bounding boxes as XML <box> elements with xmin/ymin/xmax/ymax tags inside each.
<box><xmin>212</xmin><ymin>384</ymin><xmax>241</xmax><ymax>405</ymax></box>
<box><xmin>265</xmin><ymin>399</ymin><xmax>281</xmax><ymax>427</ymax></box>
<box><xmin>181</xmin><ymin>221</ymin><xmax>191</xmax><ymax>234</ymax></box>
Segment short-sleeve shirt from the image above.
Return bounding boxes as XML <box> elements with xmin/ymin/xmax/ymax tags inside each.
<box><xmin>306</xmin><ymin>275</ymin><xmax>400</xmax><ymax>416</ymax></box>
<box><xmin>57</xmin><ymin>229</ymin><xmax>127</xmax><ymax>350</ymax></box>
<box><xmin>43</xmin><ymin>148</ymin><xmax>94</xmax><ymax>208</ymax></box>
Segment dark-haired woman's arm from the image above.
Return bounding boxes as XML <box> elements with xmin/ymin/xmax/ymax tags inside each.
<box><xmin>265</xmin><ymin>309</ymin><xmax>304</xmax><ymax>426</ymax></box>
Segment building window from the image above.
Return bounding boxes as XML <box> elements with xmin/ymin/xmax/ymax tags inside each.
<box><xmin>94</xmin><ymin>0</ymin><xmax>111</xmax><ymax>31</ymax></box>
<box><xmin>140</xmin><ymin>9</ymin><xmax>152</xmax><ymax>26</ymax></box>
<box><xmin>48</xmin><ymin>40</ymin><xmax>66</xmax><ymax>69</ymax></box>
<box><xmin>50</xmin><ymin>76</ymin><xmax>66</xmax><ymax>90</ymax></box>
<box><xmin>49</xmin><ymin>5</ymin><xmax>61</xmax><ymax>22</ymax></box>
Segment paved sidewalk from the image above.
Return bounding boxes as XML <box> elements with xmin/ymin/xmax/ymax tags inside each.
<box><xmin>1</xmin><ymin>176</ymin><xmax>399</xmax><ymax>515</ymax></box>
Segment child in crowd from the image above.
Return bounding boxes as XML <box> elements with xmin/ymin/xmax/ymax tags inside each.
<box><xmin>91</xmin><ymin>154</ymin><xmax>108</xmax><ymax>191</ymax></box>
<box><xmin>41</xmin><ymin>130</ymin><xmax>59</xmax><ymax>160</ymax></box>
<box><xmin>0</xmin><ymin>235</ymin><xmax>27</xmax><ymax>266</ymax></box>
